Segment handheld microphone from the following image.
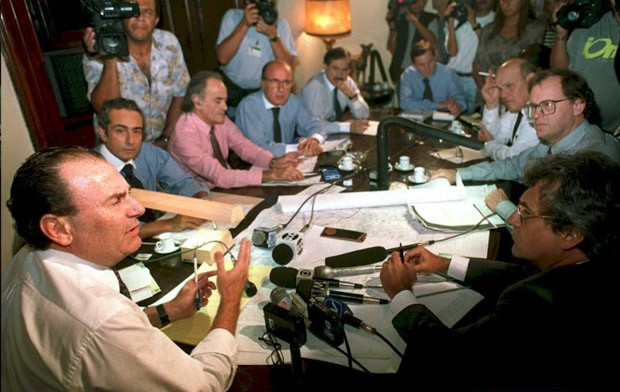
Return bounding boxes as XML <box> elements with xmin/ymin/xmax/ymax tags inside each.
<box><xmin>270</xmin><ymin>266</ymin><xmax>364</xmax><ymax>289</ymax></box>
<box><xmin>324</xmin><ymin>241</ymin><xmax>435</xmax><ymax>268</ymax></box>
<box><xmin>323</xmin><ymin>297</ymin><xmax>377</xmax><ymax>334</ymax></box>
<box><xmin>314</xmin><ymin>264</ymin><xmax>382</xmax><ymax>279</ymax></box>
<box><xmin>270</xmin><ymin>287</ymin><xmax>307</xmax><ymax>315</ymax></box>
<box><xmin>272</xmin><ymin>231</ymin><xmax>304</xmax><ymax>265</ymax></box>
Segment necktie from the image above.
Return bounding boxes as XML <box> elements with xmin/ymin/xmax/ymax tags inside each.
<box><xmin>333</xmin><ymin>88</ymin><xmax>343</xmax><ymax>121</ymax></box>
<box><xmin>507</xmin><ymin>111</ymin><xmax>523</xmax><ymax>147</ymax></box>
<box><xmin>547</xmin><ymin>146</ymin><xmax>553</xmax><ymax>155</ymax></box>
<box><xmin>113</xmin><ymin>269</ymin><xmax>131</xmax><ymax>299</ymax></box>
<box><xmin>210</xmin><ymin>127</ymin><xmax>229</xmax><ymax>168</ymax></box>
<box><xmin>271</xmin><ymin>107</ymin><xmax>282</xmax><ymax>143</ymax></box>
<box><xmin>120</xmin><ymin>164</ymin><xmax>156</xmax><ymax>222</ymax></box>
<box><xmin>422</xmin><ymin>78</ymin><xmax>433</xmax><ymax>102</ymax></box>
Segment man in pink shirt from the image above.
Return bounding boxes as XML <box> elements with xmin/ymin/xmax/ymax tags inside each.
<box><xmin>169</xmin><ymin>71</ymin><xmax>303</xmax><ymax>189</ymax></box>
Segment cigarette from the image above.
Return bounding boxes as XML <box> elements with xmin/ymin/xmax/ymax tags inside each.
<box><xmin>478</xmin><ymin>71</ymin><xmax>495</xmax><ymax>78</ymax></box>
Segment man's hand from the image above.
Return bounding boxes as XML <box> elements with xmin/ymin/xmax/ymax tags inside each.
<box><xmin>263</xmin><ymin>166</ymin><xmax>304</xmax><ymax>182</ymax></box>
<box><xmin>298</xmin><ymin>138</ymin><xmax>322</xmax><ymax>156</ymax></box>
<box><xmin>243</xmin><ymin>2</ymin><xmax>260</xmax><ymax>27</ymax></box>
<box><xmin>440</xmin><ymin>98</ymin><xmax>462</xmax><ymax>116</ymax></box>
<box><xmin>429</xmin><ymin>168</ymin><xmax>457</xmax><ymax>184</ymax></box>
<box><xmin>350</xmin><ymin>119</ymin><xmax>370</xmax><ymax>134</ymax></box>
<box><xmin>480</xmin><ymin>70</ymin><xmax>500</xmax><ymax>108</ymax></box>
<box><xmin>165</xmin><ymin>271</ymin><xmax>218</xmax><ymax>321</ymax></box>
<box><xmin>380</xmin><ymin>252</ymin><xmax>417</xmax><ymax>299</ymax></box>
<box><xmin>335</xmin><ymin>81</ymin><xmax>357</xmax><ymax>100</ymax></box>
<box><xmin>255</xmin><ymin>19</ymin><xmax>278</xmax><ymax>38</ymax></box>
<box><xmin>484</xmin><ymin>188</ymin><xmax>509</xmax><ymax>213</ymax></box>
<box><xmin>405</xmin><ymin>247</ymin><xmax>451</xmax><ymax>274</ymax></box>
<box><xmin>216</xmin><ymin>238</ymin><xmax>251</xmax><ymax>303</ymax></box>
<box><xmin>476</xmin><ymin>123</ymin><xmax>494</xmax><ymax>142</ymax></box>
<box><xmin>274</xmin><ymin>152</ymin><xmax>300</xmax><ymax>168</ymax></box>
<box><xmin>168</xmin><ymin>214</ymin><xmax>206</xmax><ymax>232</ymax></box>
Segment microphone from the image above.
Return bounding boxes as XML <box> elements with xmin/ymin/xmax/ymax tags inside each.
<box><xmin>270</xmin><ymin>266</ymin><xmax>365</xmax><ymax>289</ymax></box>
<box><xmin>325</xmin><ymin>241</ymin><xmax>435</xmax><ymax>268</ymax></box>
<box><xmin>314</xmin><ymin>264</ymin><xmax>382</xmax><ymax>279</ymax></box>
<box><xmin>272</xmin><ymin>231</ymin><xmax>304</xmax><ymax>265</ymax></box>
<box><xmin>244</xmin><ymin>280</ymin><xmax>258</xmax><ymax>297</ymax></box>
<box><xmin>296</xmin><ymin>280</ymin><xmax>389</xmax><ymax>305</ymax></box>
<box><xmin>323</xmin><ymin>297</ymin><xmax>377</xmax><ymax>334</ymax></box>
<box><xmin>270</xmin><ymin>287</ymin><xmax>307</xmax><ymax>315</ymax></box>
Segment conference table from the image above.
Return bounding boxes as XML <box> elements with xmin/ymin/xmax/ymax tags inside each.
<box><xmin>116</xmin><ymin>109</ymin><xmax>517</xmax><ymax>391</ymax></box>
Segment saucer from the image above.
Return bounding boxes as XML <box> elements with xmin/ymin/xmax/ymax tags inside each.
<box><xmin>394</xmin><ymin>163</ymin><xmax>414</xmax><ymax>173</ymax></box>
<box><xmin>154</xmin><ymin>241</ymin><xmax>181</xmax><ymax>254</ymax></box>
<box><xmin>338</xmin><ymin>162</ymin><xmax>358</xmax><ymax>172</ymax></box>
<box><xmin>408</xmin><ymin>174</ymin><xmax>429</xmax><ymax>184</ymax></box>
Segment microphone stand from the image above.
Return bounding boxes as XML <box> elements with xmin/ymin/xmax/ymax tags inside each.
<box><xmin>289</xmin><ymin>341</ymin><xmax>304</xmax><ymax>385</ymax></box>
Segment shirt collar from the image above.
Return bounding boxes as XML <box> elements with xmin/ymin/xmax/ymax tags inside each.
<box><xmin>262</xmin><ymin>93</ymin><xmax>279</xmax><ymax>110</ymax></box>
<box><xmin>99</xmin><ymin>144</ymin><xmax>137</xmax><ymax>172</ymax></box>
<box><xmin>322</xmin><ymin>71</ymin><xmax>337</xmax><ymax>91</ymax></box>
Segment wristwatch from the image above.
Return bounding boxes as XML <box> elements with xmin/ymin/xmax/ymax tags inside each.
<box><xmin>156</xmin><ymin>304</ymin><xmax>170</xmax><ymax>327</ymax></box>
<box><xmin>157</xmin><ymin>135</ymin><xmax>169</xmax><ymax>143</ymax></box>
<box><xmin>473</xmin><ymin>23</ymin><xmax>481</xmax><ymax>31</ymax></box>
<box><xmin>269</xmin><ymin>34</ymin><xmax>280</xmax><ymax>43</ymax></box>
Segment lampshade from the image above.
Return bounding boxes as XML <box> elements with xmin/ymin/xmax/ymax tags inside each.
<box><xmin>305</xmin><ymin>0</ymin><xmax>351</xmax><ymax>38</ymax></box>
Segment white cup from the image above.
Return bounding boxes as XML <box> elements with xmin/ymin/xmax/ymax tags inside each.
<box><xmin>155</xmin><ymin>233</ymin><xmax>178</xmax><ymax>253</ymax></box>
<box><xmin>451</xmin><ymin>120</ymin><xmax>463</xmax><ymax>133</ymax></box>
<box><xmin>341</xmin><ymin>156</ymin><xmax>354</xmax><ymax>170</ymax></box>
<box><xmin>413</xmin><ymin>167</ymin><xmax>427</xmax><ymax>183</ymax></box>
<box><xmin>399</xmin><ymin>156</ymin><xmax>411</xmax><ymax>170</ymax></box>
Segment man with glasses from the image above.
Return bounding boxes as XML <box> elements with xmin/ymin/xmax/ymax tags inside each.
<box><xmin>236</xmin><ymin>60</ymin><xmax>327</xmax><ymax>156</ymax></box>
<box><xmin>431</xmin><ymin>69</ymin><xmax>620</xmax><ymax>222</ymax></box>
<box><xmin>169</xmin><ymin>71</ymin><xmax>304</xmax><ymax>189</ymax></box>
<box><xmin>301</xmin><ymin>47</ymin><xmax>370</xmax><ymax>134</ymax></box>
<box><xmin>83</xmin><ymin>0</ymin><xmax>189</xmax><ymax>147</ymax></box>
<box><xmin>381</xmin><ymin>151</ymin><xmax>619</xmax><ymax>389</ymax></box>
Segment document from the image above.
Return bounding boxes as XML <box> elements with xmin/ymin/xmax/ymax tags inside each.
<box><xmin>118</xmin><ymin>262</ymin><xmax>161</xmax><ymax>303</ymax></box>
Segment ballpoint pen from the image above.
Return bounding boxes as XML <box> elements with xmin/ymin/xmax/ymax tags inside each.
<box><xmin>399</xmin><ymin>242</ymin><xmax>405</xmax><ymax>263</ymax></box>
<box><xmin>194</xmin><ymin>251</ymin><xmax>200</xmax><ymax>311</ymax></box>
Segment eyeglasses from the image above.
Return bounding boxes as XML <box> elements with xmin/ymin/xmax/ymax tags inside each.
<box><xmin>516</xmin><ymin>204</ymin><xmax>558</xmax><ymax>224</ymax></box>
<box><xmin>524</xmin><ymin>99</ymin><xmax>570</xmax><ymax>119</ymax></box>
<box><xmin>264</xmin><ymin>78</ymin><xmax>293</xmax><ymax>88</ymax></box>
<box><xmin>258</xmin><ymin>332</ymin><xmax>285</xmax><ymax>367</ymax></box>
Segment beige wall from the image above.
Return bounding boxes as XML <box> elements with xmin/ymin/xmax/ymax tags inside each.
<box><xmin>1</xmin><ymin>54</ymin><xmax>35</xmax><ymax>272</ymax></box>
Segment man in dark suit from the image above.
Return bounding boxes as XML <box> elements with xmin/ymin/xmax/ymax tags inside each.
<box><xmin>380</xmin><ymin>151</ymin><xmax>619</xmax><ymax>390</ymax></box>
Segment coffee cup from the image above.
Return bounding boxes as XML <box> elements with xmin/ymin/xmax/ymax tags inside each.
<box><xmin>341</xmin><ymin>156</ymin><xmax>354</xmax><ymax>170</ymax></box>
<box><xmin>413</xmin><ymin>167</ymin><xmax>428</xmax><ymax>183</ymax></box>
<box><xmin>155</xmin><ymin>233</ymin><xmax>178</xmax><ymax>253</ymax></box>
<box><xmin>399</xmin><ymin>156</ymin><xmax>411</xmax><ymax>170</ymax></box>
<box><xmin>450</xmin><ymin>120</ymin><xmax>463</xmax><ymax>133</ymax></box>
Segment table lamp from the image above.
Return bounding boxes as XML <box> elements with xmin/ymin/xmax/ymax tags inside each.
<box><xmin>305</xmin><ymin>0</ymin><xmax>351</xmax><ymax>50</ymax></box>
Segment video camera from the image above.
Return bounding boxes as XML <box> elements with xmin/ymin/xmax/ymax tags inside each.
<box><xmin>556</xmin><ymin>0</ymin><xmax>607</xmax><ymax>30</ymax></box>
<box><xmin>451</xmin><ymin>0</ymin><xmax>474</xmax><ymax>25</ymax></box>
<box><xmin>81</xmin><ymin>0</ymin><xmax>140</xmax><ymax>57</ymax></box>
<box><xmin>387</xmin><ymin>0</ymin><xmax>418</xmax><ymax>24</ymax></box>
<box><xmin>249</xmin><ymin>0</ymin><xmax>278</xmax><ymax>25</ymax></box>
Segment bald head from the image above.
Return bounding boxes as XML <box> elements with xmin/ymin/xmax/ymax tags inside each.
<box><xmin>495</xmin><ymin>58</ymin><xmax>538</xmax><ymax>112</ymax></box>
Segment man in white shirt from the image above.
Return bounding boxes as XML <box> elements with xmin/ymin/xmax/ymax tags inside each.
<box><xmin>2</xmin><ymin>147</ymin><xmax>251</xmax><ymax>391</ymax></box>
<box><xmin>301</xmin><ymin>47</ymin><xmax>370</xmax><ymax>134</ymax></box>
<box><xmin>477</xmin><ymin>58</ymin><xmax>540</xmax><ymax>160</ymax></box>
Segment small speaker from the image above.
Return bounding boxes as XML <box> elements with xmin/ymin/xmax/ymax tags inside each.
<box><xmin>272</xmin><ymin>232</ymin><xmax>303</xmax><ymax>265</ymax></box>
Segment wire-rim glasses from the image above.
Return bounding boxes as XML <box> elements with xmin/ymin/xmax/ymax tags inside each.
<box><xmin>524</xmin><ymin>99</ymin><xmax>570</xmax><ymax>119</ymax></box>
<box><xmin>516</xmin><ymin>204</ymin><xmax>558</xmax><ymax>224</ymax></box>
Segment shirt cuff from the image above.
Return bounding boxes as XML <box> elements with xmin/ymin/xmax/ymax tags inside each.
<box><xmin>389</xmin><ymin>289</ymin><xmax>420</xmax><ymax>316</ymax></box>
<box><xmin>495</xmin><ymin>200</ymin><xmax>516</xmax><ymax>233</ymax></box>
<box><xmin>311</xmin><ymin>133</ymin><xmax>325</xmax><ymax>145</ymax></box>
<box><xmin>338</xmin><ymin>122</ymin><xmax>351</xmax><ymax>133</ymax></box>
<box><xmin>447</xmin><ymin>254</ymin><xmax>469</xmax><ymax>281</ymax></box>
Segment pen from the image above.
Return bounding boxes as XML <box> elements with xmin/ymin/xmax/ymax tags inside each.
<box><xmin>303</xmin><ymin>172</ymin><xmax>321</xmax><ymax>178</ymax></box>
<box><xmin>194</xmin><ymin>251</ymin><xmax>200</xmax><ymax>311</ymax></box>
<box><xmin>399</xmin><ymin>242</ymin><xmax>405</xmax><ymax>263</ymax></box>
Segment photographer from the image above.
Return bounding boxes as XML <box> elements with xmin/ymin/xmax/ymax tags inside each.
<box><xmin>444</xmin><ymin>0</ymin><xmax>496</xmax><ymax>113</ymax></box>
<box><xmin>550</xmin><ymin>0</ymin><xmax>620</xmax><ymax>134</ymax></box>
<box><xmin>387</xmin><ymin>0</ymin><xmax>438</xmax><ymax>84</ymax></box>
<box><xmin>216</xmin><ymin>0</ymin><xmax>297</xmax><ymax>117</ymax></box>
<box><xmin>83</xmin><ymin>0</ymin><xmax>190</xmax><ymax>147</ymax></box>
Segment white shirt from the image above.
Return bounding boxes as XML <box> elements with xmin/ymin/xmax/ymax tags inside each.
<box><xmin>1</xmin><ymin>246</ymin><xmax>238</xmax><ymax>391</ymax></box>
<box><xmin>481</xmin><ymin>106</ymin><xmax>539</xmax><ymax>161</ymax></box>
<box><xmin>445</xmin><ymin>12</ymin><xmax>495</xmax><ymax>74</ymax></box>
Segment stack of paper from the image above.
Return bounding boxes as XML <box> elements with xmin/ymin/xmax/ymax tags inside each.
<box><xmin>409</xmin><ymin>200</ymin><xmax>505</xmax><ymax>232</ymax></box>
<box><xmin>118</xmin><ymin>262</ymin><xmax>161</xmax><ymax>302</ymax></box>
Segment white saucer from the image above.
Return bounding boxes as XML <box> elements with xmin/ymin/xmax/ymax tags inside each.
<box><xmin>338</xmin><ymin>162</ymin><xmax>358</xmax><ymax>172</ymax></box>
<box><xmin>154</xmin><ymin>241</ymin><xmax>181</xmax><ymax>254</ymax></box>
<box><xmin>408</xmin><ymin>175</ymin><xmax>429</xmax><ymax>184</ymax></box>
<box><xmin>394</xmin><ymin>163</ymin><xmax>414</xmax><ymax>172</ymax></box>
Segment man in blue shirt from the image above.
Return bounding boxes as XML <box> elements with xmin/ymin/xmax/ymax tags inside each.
<box><xmin>235</xmin><ymin>60</ymin><xmax>327</xmax><ymax>157</ymax></box>
<box><xmin>94</xmin><ymin>98</ymin><xmax>210</xmax><ymax>239</ymax></box>
<box><xmin>399</xmin><ymin>39</ymin><xmax>466</xmax><ymax>116</ymax></box>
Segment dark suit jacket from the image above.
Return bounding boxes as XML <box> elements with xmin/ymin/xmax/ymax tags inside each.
<box><xmin>392</xmin><ymin>259</ymin><xmax>619</xmax><ymax>391</ymax></box>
